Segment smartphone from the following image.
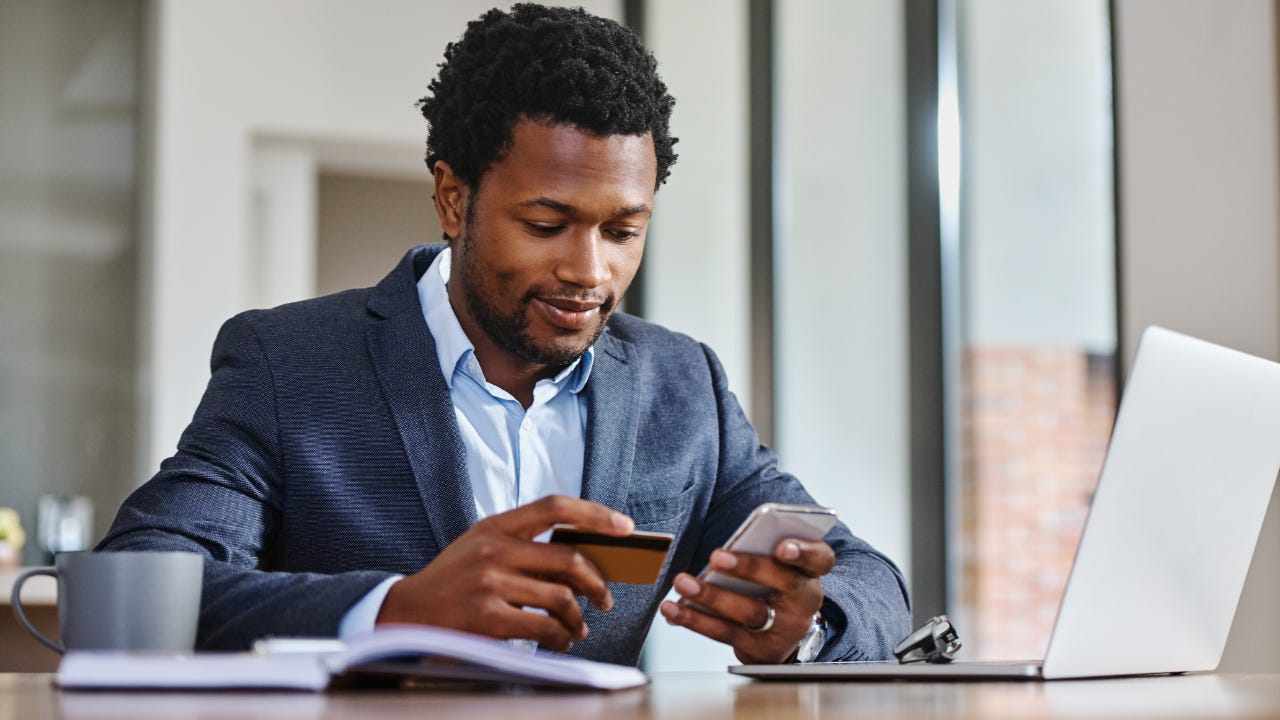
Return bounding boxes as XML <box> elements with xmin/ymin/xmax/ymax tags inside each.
<box><xmin>697</xmin><ymin>503</ymin><xmax>838</xmax><ymax>599</ymax></box>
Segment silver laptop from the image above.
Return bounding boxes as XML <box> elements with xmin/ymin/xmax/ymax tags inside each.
<box><xmin>733</xmin><ymin>326</ymin><xmax>1280</xmax><ymax>681</ymax></box>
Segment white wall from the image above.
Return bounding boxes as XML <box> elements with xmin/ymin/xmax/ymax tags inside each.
<box><xmin>963</xmin><ymin>0</ymin><xmax>1116</xmax><ymax>351</ymax></box>
<box><xmin>141</xmin><ymin>0</ymin><xmax>620</xmax><ymax>470</ymax></box>
<box><xmin>775</xmin><ymin>0</ymin><xmax>910</xmax><ymax>587</ymax></box>
<box><xmin>1115</xmin><ymin>0</ymin><xmax>1280</xmax><ymax>672</ymax></box>
<box><xmin>250</xmin><ymin>141</ymin><xmax>317</xmax><ymax>310</ymax></box>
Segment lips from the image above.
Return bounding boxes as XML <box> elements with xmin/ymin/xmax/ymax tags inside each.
<box><xmin>533</xmin><ymin>296</ymin><xmax>604</xmax><ymax>331</ymax></box>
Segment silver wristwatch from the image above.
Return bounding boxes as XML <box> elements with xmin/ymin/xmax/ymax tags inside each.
<box><xmin>794</xmin><ymin>612</ymin><xmax>828</xmax><ymax>663</ymax></box>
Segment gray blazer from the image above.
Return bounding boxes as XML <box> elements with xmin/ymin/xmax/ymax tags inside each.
<box><xmin>99</xmin><ymin>244</ymin><xmax>911</xmax><ymax>664</ymax></box>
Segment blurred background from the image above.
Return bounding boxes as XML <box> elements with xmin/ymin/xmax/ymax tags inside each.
<box><xmin>1</xmin><ymin>0</ymin><xmax>1277</xmax><ymax>673</ymax></box>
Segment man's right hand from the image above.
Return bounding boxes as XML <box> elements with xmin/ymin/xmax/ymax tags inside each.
<box><xmin>374</xmin><ymin>495</ymin><xmax>635</xmax><ymax>652</ymax></box>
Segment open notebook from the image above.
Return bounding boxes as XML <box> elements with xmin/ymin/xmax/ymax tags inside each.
<box><xmin>57</xmin><ymin>624</ymin><xmax>647</xmax><ymax>691</ymax></box>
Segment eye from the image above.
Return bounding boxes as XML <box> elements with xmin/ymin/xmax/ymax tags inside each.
<box><xmin>606</xmin><ymin>227</ymin><xmax>640</xmax><ymax>242</ymax></box>
<box><xmin>524</xmin><ymin>222</ymin><xmax>564</xmax><ymax>237</ymax></box>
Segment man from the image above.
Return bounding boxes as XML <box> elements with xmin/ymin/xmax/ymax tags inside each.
<box><xmin>100</xmin><ymin>4</ymin><xmax>910</xmax><ymax>665</ymax></box>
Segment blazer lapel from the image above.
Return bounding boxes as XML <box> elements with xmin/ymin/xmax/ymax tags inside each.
<box><xmin>366</xmin><ymin>245</ymin><xmax>477</xmax><ymax>552</ymax></box>
<box><xmin>581</xmin><ymin>330</ymin><xmax>641</xmax><ymax>513</ymax></box>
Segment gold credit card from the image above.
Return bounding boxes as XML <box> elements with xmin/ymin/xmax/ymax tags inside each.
<box><xmin>549</xmin><ymin>525</ymin><xmax>674</xmax><ymax>584</ymax></box>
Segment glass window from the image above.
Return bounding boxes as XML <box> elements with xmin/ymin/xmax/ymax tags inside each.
<box><xmin>639</xmin><ymin>0</ymin><xmax>911</xmax><ymax>671</ymax></box>
<box><xmin>0</xmin><ymin>0</ymin><xmax>141</xmax><ymax>564</ymax></box>
<box><xmin>775</xmin><ymin>0</ymin><xmax>911</xmax><ymax>590</ymax></box>
<box><xmin>949</xmin><ymin>0</ymin><xmax>1117</xmax><ymax>660</ymax></box>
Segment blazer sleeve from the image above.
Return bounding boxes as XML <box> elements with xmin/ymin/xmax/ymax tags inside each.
<box><xmin>692</xmin><ymin>343</ymin><xmax>912</xmax><ymax>662</ymax></box>
<box><xmin>97</xmin><ymin>314</ymin><xmax>395</xmax><ymax>650</ymax></box>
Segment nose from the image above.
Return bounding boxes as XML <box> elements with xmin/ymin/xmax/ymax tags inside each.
<box><xmin>555</xmin><ymin>229</ymin><xmax>610</xmax><ymax>289</ymax></box>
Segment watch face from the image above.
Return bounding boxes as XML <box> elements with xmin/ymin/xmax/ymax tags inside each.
<box><xmin>796</xmin><ymin>618</ymin><xmax>826</xmax><ymax>663</ymax></box>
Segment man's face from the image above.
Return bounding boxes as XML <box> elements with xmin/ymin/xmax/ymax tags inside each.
<box><xmin>440</xmin><ymin>120</ymin><xmax>657</xmax><ymax>369</ymax></box>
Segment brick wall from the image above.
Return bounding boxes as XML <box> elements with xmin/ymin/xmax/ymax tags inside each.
<box><xmin>959</xmin><ymin>346</ymin><xmax>1115</xmax><ymax>659</ymax></box>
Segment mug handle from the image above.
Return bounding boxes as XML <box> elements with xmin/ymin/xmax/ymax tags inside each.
<box><xmin>11</xmin><ymin>567</ymin><xmax>63</xmax><ymax>654</ymax></box>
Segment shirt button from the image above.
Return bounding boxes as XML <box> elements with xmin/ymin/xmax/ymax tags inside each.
<box><xmin>522</xmin><ymin>418</ymin><xmax>532</xmax><ymax>431</ymax></box>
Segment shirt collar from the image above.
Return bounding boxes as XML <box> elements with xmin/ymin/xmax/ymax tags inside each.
<box><xmin>417</xmin><ymin>247</ymin><xmax>594</xmax><ymax>394</ymax></box>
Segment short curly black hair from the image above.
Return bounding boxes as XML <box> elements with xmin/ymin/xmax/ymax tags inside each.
<box><xmin>418</xmin><ymin>3</ymin><xmax>677</xmax><ymax>191</ymax></box>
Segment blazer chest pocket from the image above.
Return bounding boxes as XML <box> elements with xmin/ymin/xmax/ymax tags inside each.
<box><xmin>626</xmin><ymin>479</ymin><xmax>696</xmax><ymax>527</ymax></box>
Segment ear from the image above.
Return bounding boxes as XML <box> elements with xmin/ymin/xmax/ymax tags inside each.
<box><xmin>433</xmin><ymin>161</ymin><xmax>467</xmax><ymax>241</ymax></box>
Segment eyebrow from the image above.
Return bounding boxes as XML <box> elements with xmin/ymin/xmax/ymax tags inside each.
<box><xmin>517</xmin><ymin>197</ymin><xmax>652</xmax><ymax>218</ymax></box>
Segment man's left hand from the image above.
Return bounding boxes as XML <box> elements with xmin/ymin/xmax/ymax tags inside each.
<box><xmin>659</xmin><ymin>539</ymin><xmax>835</xmax><ymax>664</ymax></box>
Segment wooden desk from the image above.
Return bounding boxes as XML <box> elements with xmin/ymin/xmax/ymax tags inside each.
<box><xmin>3</xmin><ymin>672</ymin><xmax>1280</xmax><ymax>719</ymax></box>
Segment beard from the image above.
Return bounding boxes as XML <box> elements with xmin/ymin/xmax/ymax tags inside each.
<box><xmin>456</xmin><ymin>226</ymin><xmax>614</xmax><ymax>368</ymax></box>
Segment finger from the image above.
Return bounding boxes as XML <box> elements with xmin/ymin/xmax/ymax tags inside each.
<box><xmin>708</xmin><ymin>549</ymin><xmax>805</xmax><ymax>595</ymax></box>
<box><xmin>490</xmin><ymin>539</ymin><xmax>614</xmax><ymax>611</ymax></box>
<box><xmin>498</xmin><ymin>574</ymin><xmax>589</xmax><ymax>642</ymax></box>
<box><xmin>659</xmin><ymin>599</ymin><xmax>749</xmax><ymax>650</ymax></box>
<box><xmin>772</xmin><ymin>539</ymin><xmax>836</xmax><ymax>578</ymax></box>
<box><xmin>671</xmin><ymin>573</ymin><xmax>772</xmax><ymax>631</ymax></box>
<box><xmin>661</xmin><ymin>599</ymin><xmax>808</xmax><ymax>664</ymax></box>
<box><xmin>486</xmin><ymin>603</ymin><xmax>577</xmax><ymax>653</ymax></box>
<box><xmin>492</xmin><ymin>495</ymin><xmax>634</xmax><ymax>539</ymax></box>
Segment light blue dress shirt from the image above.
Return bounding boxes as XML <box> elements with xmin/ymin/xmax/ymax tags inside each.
<box><xmin>338</xmin><ymin>247</ymin><xmax>594</xmax><ymax>637</ymax></box>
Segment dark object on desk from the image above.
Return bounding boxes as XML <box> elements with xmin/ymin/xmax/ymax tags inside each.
<box><xmin>893</xmin><ymin>615</ymin><xmax>960</xmax><ymax>664</ymax></box>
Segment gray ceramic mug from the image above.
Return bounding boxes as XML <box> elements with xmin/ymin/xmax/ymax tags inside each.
<box><xmin>10</xmin><ymin>551</ymin><xmax>203</xmax><ymax>654</ymax></box>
